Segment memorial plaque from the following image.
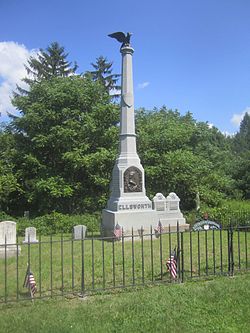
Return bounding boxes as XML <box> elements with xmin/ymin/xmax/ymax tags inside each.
<box><xmin>124</xmin><ymin>166</ymin><xmax>142</xmax><ymax>192</ymax></box>
<box><xmin>193</xmin><ymin>220</ymin><xmax>221</xmax><ymax>231</ymax></box>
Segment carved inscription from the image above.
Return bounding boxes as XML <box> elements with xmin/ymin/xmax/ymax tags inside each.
<box><xmin>118</xmin><ymin>203</ymin><xmax>152</xmax><ymax>211</ymax></box>
<box><xmin>124</xmin><ymin>167</ymin><xmax>142</xmax><ymax>192</ymax></box>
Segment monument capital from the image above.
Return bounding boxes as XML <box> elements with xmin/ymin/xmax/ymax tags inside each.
<box><xmin>120</xmin><ymin>46</ymin><xmax>134</xmax><ymax>55</ymax></box>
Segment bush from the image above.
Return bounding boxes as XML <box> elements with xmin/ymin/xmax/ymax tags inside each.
<box><xmin>190</xmin><ymin>200</ymin><xmax>250</xmax><ymax>227</ymax></box>
<box><xmin>16</xmin><ymin>212</ymin><xmax>101</xmax><ymax>236</ymax></box>
<box><xmin>0</xmin><ymin>211</ymin><xmax>15</xmax><ymax>221</ymax></box>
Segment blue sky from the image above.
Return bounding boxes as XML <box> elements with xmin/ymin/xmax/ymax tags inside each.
<box><xmin>0</xmin><ymin>0</ymin><xmax>250</xmax><ymax>133</ymax></box>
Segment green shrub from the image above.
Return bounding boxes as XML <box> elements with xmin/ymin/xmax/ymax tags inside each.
<box><xmin>195</xmin><ymin>200</ymin><xmax>250</xmax><ymax>227</ymax></box>
<box><xmin>16</xmin><ymin>212</ymin><xmax>101</xmax><ymax>236</ymax></box>
<box><xmin>184</xmin><ymin>200</ymin><xmax>250</xmax><ymax>227</ymax></box>
<box><xmin>0</xmin><ymin>211</ymin><xmax>15</xmax><ymax>221</ymax></box>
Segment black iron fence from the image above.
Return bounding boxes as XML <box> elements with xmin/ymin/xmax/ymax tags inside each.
<box><xmin>0</xmin><ymin>224</ymin><xmax>249</xmax><ymax>303</ymax></box>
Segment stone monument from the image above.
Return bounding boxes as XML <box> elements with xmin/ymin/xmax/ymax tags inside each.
<box><xmin>102</xmin><ymin>32</ymin><xmax>189</xmax><ymax>236</ymax></box>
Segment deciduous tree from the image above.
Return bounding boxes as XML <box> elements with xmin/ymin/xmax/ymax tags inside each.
<box><xmin>10</xmin><ymin>76</ymin><xmax>119</xmax><ymax>215</ymax></box>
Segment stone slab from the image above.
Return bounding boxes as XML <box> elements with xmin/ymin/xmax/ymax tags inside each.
<box><xmin>23</xmin><ymin>227</ymin><xmax>38</xmax><ymax>243</ymax></box>
<box><xmin>0</xmin><ymin>221</ymin><xmax>21</xmax><ymax>258</ymax></box>
<box><xmin>73</xmin><ymin>225</ymin><xmax>87</xmax><ymax>240</ymax></box>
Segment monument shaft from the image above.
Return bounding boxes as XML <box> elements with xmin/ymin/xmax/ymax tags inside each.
<box><xmin>107</xmin><ymin>45</ymin><xmax>151</xmax><ymax>210</ymax></box>
<box><xmin>120</xmin><ymin>46</ymin><xmax>136</xmax><ymax>156</ymax></box>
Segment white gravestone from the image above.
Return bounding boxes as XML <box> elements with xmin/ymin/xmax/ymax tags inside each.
<box><xmin>23</xmin><ymin>227</ymin><xmax>38</xmax><ymax>243</ymax></box>
<box><xmin>153</xmin><ymin>193</ymin><xmax>166</xmax><ymax>211</ymax></box>
<box><xmin>0</xmin><ymin>221</ymin><xmax>21</xmax><ymax>258</ymax></box>
<box><xmin>73</xmin><ymin>225</ymin><xmax>87</xmax><ymax>240</ymax></box>
<box><xmin>166</xmin><ymin>192</ymin><xmax>180</xmax><ymax>212</ymax></box>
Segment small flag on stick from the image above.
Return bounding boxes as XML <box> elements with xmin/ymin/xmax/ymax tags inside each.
<box><xmin>166</xmin><ymin>248</ymin><xmax>178</xmax><ymax>279</ymax></box>
<box><xmin>23</xmin><ymin>264</ymin><xmax>37</xmax><ymax>297</ymax></box>
<box><xmin>154</xmin><ymin>220</ymin><xmax>164</xmax><ymax>237</ymax></box>
<box><xmin>157</xmin><ymin>220</ymin><xmax>164</xmax><ymax>233</ymax></box>
<box><xmin>113</xmin><ymin>223</ymin><xmax>122</xmax><ymax>241</ymax></box>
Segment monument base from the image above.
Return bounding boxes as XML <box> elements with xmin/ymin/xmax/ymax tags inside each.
<box><xmin>102</xmin><ymin>208</ymin><xmax>189</xmax><ymax>237</ymax></box>
<box><xmin>102</xmin><ymin>209</ymin><xmax>157</xmax><ymax>236</ymax></box>
<box><xmin>23</xmin><ymin>240</ymin><xmax>39</xmax><ymax>244</ymax></box>
<box><xmin>0</xmin><ymin>246</ymin><xmax>21</xmax><ymax>258</ymax></box>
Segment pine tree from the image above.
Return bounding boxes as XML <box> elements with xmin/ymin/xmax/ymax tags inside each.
<box><xmin>233</xmin><ymin>112</ymin><xmax>250</xmax><ymax>154</ymax></box>
<box><xmin>24</xmin><ymin>42</ymin><xmax>78</xmax><ymax>85</ymax></box>
<box><xmin>88</xmin><ymin>56</ymin><xmax>121</xmax><ymax>98</ymax></box>
<box><xmin>232</xmin><ymin>112</ymin><xmax>250</xmax><ymax>199</ymax></box>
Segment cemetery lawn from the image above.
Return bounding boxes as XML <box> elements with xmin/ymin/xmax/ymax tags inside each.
<box><xmin>1</xmin><ymin>273</ymin><xmax>250</xmax><ymax>333</ymax></box>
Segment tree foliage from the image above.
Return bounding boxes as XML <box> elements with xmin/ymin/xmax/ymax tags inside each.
<box><xmin>232</xmin><ymin>112</ymin><xmax>250</xmax><ymax>199</ymax></box>
<box><xmin>0</xmin><ymin>129</ymin><xmax>20</xmax><ymax>212</ymax></box>
<box><xmin>88</xmin><ymin>56</ymin><xmax>120</xmax><ymax>97</ymax></box>
<box><xmin>136</xmin><ymin>108</ymin><xmax>236</xmax><ymax>209</ymax></box>
<box><xmin>233</xmin><ymin>112</ymin><xmax>250</xmax><ymax>154</ymax></box>
<box><xmin>23</xmin><ymin>42</ymin><xmax>78</xmax><ymax>86</ymax></box>
<box><xmin>9</xmin><ymin>76</ymin><xmax>119</xmax><ymax>215</ymax></box>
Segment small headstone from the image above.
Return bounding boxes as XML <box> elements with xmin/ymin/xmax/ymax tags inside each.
<box><xmin>153</xmin><ymin>193</ymin><xmax>166</xmax><ymax>211</ymax></box>
<box><xmin>23</xmin><ymin>227</ymin><xmax>38</xmax><ymax>243</ymax></box>
<box><xmin>0</xmin><ymin>221</ymin><xmax>21</xmax><ymax>258</ymax></box>
<box><xmin>166</xmin><ymin>192</ymin><xmax>180</xmax><ymax>212</ymax></box>
<box><xmin>24</xmin><ymin>211</ymin><xmax>30</xmax><ymax>219</ymax></box>
<box><xmin>73</xmin><ymin>225</ymin><xmax>87</xmax><ymax>240</ymax></box>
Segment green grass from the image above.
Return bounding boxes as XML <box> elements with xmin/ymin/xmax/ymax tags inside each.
<box><xmin>0</xmin><ymin>229</ymin><xmax>249</xmax><ymax>303</ymax></box>
<box><xmin>0</xmin><ymin>273</ymin><xmax>250</xmax><ymax>333</ymax></box>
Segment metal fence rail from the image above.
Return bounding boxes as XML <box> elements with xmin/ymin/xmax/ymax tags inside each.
<box><xmin>0</xmin><ymin>224</ymin><xmax>249</xmax><ymax>303</ymax></box>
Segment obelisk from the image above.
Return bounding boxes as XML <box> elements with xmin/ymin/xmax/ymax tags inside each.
<box><xmin>102</xmin><ymin>32</ymin><xmax>156</xmax><ymax>235</ymax></box>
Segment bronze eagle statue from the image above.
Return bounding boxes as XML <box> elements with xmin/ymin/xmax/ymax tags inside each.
<box><xmin>108</xmin><ymin>32</ymin><xmax>132</xmax><ymax>48</ymax></box>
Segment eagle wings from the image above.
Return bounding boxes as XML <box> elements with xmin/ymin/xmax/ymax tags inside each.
<box><xmin>108</xmin><ymin>32</ymin><xmax>132</xmax><ymax>47</ymax></box>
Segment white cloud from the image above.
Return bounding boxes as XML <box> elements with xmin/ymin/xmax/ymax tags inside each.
<box><xmin>208</xmin><ymin>122</ymin><xmax>214</xmax><ymax>129</ymax></box>
<box><xmin>137</xmin><ymin>81</ymin><xmax>150</xmax><ymax>89</ymax></box>
<box><xmin>231</xmin><ymin>107</ymin><xmax>250</xmax><ymax>127</ymax></box>
<box><xmin>109</xmin><ymin>87</ymin><xmax>121</xmax><ymax>97</ymax></box>
<box><xmin>222</xmin><ymin>131</ymin><xmax>235</xmax><ymax>137</ymax></box>
<box><xmin>0</xmin><ymin>41</ymin><xmax>37</xmax><ymax>118</ymax></box>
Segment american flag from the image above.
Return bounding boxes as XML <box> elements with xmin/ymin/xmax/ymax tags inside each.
<box><xmin>113</xmin><ymin>223</ymin><xmax>122</xmax><ymax>240</ymax></box>
<box><xmin>23</xmin><ymin>265</ymin><xmax>37</xmax><ymax>297</ymax></box>
<box><xmin>166</xmin><ymin>248</ymin><xmax>178</xmax><ymax>279</ymax></box>
<box><xmin>157</xmin><ymin>220</ymin><xmax>164</xmax><ymax>233</ymax></box>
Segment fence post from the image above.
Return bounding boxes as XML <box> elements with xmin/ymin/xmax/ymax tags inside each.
<box><xmin>16</xmin><ymin>235</ymin><xmax>19</xmax><ymax>301</ymax></box>
<box><xmin>228</xmin><ymin>224</ymin><xmax>234</xmax><ymax>276</ymax></box>
<box><xmin>141</xmin><ymin>226</ymin><xmax>145</xmax><ymax>285</ymax></box>
<box><xmin>4</xmin><ymin>235</ymin><xmax>7</xmax><ymax>303</ymax></box>
<box><xmin>181</xmin><ymin>231</ymin><xmax>184</xmax><ymax>283</ymax></box>
<box><xmin>230</xmin><ymin>224</ymin><xmax>234</xmax><ymax>276</ymax></box>
<box><xmin>159</xmin><ymin>225</ymin><xmax>163</xmax><ymax>280</ymax></box>
<box><xmin>177</xmin><ymin>221</ymin><xmax>181</xmax><ymax>281</ymax></box>
<box><xmin>81</xmin><ymin>227</ymin><xmax>85</xmax><ymax>295</ymax></box>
